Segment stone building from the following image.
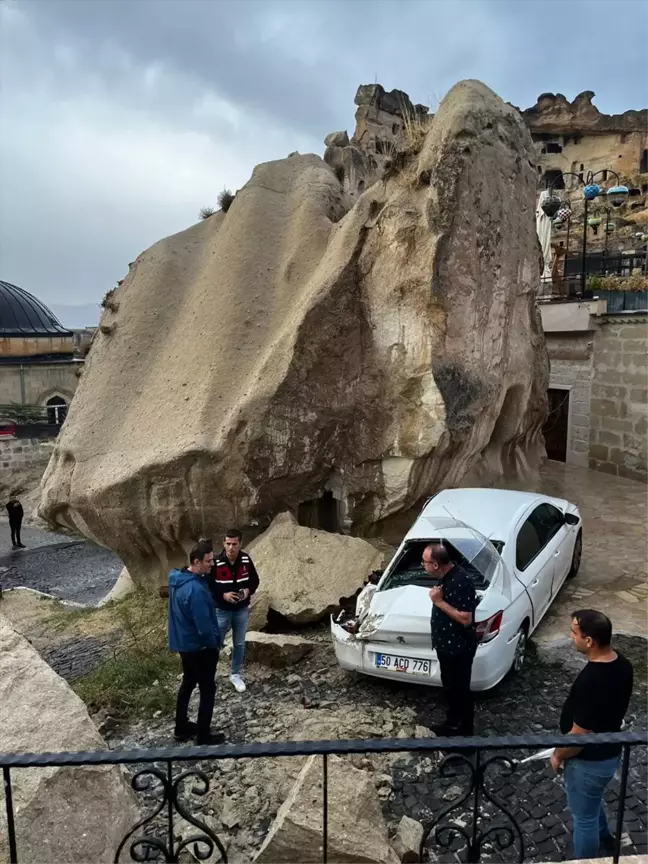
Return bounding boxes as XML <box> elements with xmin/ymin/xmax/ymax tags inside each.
<box><xmin>539</xmin><ymin>302</ymin><xmax>646</xmax><ymax>482</ymax></box>
<box><xmin>0</xmin><ymin>280</ymin><xmax>85</xmax><ymax>427</ymax></box>
<box><xmin>529</xmin><ymin>94</ymin><xmax>647</xmax><ymax>483</ymax></box>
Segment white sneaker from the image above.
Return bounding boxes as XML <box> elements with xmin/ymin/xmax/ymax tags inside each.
<box><xmin>230</xmin><ymin>674</ymin><xmax>246</xmax><ymax>693</ymax></box>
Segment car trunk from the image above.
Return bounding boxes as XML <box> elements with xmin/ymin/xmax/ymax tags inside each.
<box><xmin>357</xmin><ymin>585</ymin><xmax>436</xmax><ymax>647</ymax></box>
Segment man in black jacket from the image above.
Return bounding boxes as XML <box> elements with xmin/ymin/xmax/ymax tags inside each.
<box><xmin>209</xmin><ymin>529</ymin><xmax>260</xmax><ymax>693</ymax></box>
<box><xmin>424</xmin><ymin>543</ymin><xmax>478</xmax><ymax>736</ymax></box>
<box><xmin>6</xmin><ymin>491</ymin><xmax>26</xmax><ymax>549</ymax></box>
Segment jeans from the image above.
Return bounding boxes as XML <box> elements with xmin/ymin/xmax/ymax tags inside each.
<box><xmin>215</xmin><ymin>606</ymin><xmax>249</xmax><ymax>675</ymax></box>
<box><xmin>437</xmin><ymin>649</ymin><xmax>476</xmax><ymax>735</ymax></box>
<box><xmin>564</xmin><ymin>756</ymin><xmax>619</xmax><ymax>859</ymax></box>
<box><xmin>175</xmin><ymin>648</ymin><xmax>219</xmax><ymax>738</ymax></box>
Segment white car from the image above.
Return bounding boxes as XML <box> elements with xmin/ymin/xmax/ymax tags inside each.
<box><xmin>331</xmin><ymin>488</ymin><xmax>582</xmax><ymax>691</ymax></box>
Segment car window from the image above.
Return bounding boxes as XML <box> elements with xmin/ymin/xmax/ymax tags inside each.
<box><xmin>530</xmin><ymin>503</ymin><xmax>564</xmax><ymax>546</ymax></box>
<box><xmin>516</xmin><ymin>518</ymin><xmax>542</xmax><ymax>572</ymax></box>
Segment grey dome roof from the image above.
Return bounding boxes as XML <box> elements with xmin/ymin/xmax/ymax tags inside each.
<box><xmin>0</xmin><ymin>281</ymin><xmax>71</xmax><ymax>336</ymax></box>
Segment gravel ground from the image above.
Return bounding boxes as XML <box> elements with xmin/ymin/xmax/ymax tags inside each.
<box><xmin>104</xmin><ymin>631</ymin><xmax>647</xmax><ymax>864</ymax></box>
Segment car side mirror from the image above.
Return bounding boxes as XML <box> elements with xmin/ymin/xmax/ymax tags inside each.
<box><xmin>564</xmin><ymin>512</ymin><xmax>580</xmax><ymax>526</ymax></box>
<box><xmin>367</xmin><ymin>570</ymin><xmax>383</xmax><ymax>585</ymax></box>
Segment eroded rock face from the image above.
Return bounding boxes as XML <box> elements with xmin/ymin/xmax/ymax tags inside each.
<box><xmin>0</xmin><ymin>615</ymin><xmax>138</xmax><ymax>863</ymax></box>
<box><xmin>39</xmin><ymin>79</ymin><xmax>548</xmax><ymax>588</ymax></box>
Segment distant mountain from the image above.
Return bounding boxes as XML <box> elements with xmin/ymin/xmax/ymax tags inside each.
<box><xmin>50</xmin><ymin>303</ymin><xmax>100</xmax><ymax>329</ymax></box>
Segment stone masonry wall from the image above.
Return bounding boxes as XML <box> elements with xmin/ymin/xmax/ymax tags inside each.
<box><xmin>545</xmin><ymin>333</ymin><xmax>594</xmax><ymax>467</ymax></box>
<box><xmin>589</xmin><ymin>316</ymin><xmax>647</xmax><ymax>481</ymax></box>
<box><xmin>0</xmin><ymin>438</ymin><xmax>55</xmax><ymax>472</ymax></box>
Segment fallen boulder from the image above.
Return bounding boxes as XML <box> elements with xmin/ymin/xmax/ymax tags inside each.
<box><xmin>254</xmin><ymin>754</ymin><xmax>398</xmax><ymax>863</ymax></box>
<box><xmin>392</xmin><ymin>815</ymin><xmax>425</xmax><ymax>863</ymax></box>
<box><xmin>245</xmin><ymin>631</ymin><xmax>313</xmax><ymax>667</ymax></box>
<box><xmin>248</xmin><ymin>513</ymin><xmax>382</xmax><ymax>624</ymax></box>
<box><xmin>39</xmin><ymin>79</ymin><xmax>548</xmax><ymax>589</ymax></box>
<box><xmin>0</xmin><ymin>615</ymin><xmax>138</xmax><ymax>863</ymax></box>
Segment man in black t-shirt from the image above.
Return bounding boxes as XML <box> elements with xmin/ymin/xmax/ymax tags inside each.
<box><xmin>551</xmin><ymin>609</ymin><xmax>633</xmax><ymax>860</ymax></box>
<box><xmin>425</xmin><ymin>544</ymin><xmax>478</xmax><ymax>736</ymax></box>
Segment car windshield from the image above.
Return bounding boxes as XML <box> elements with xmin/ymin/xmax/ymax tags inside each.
<box><xmin>379</xmin><ymin>517</ymin><xmax>511</xmax><ymax>598</ymax></box>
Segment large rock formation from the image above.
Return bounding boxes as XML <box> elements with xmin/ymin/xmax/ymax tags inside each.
<box><xmin>39</xmin><ymin>79</ymin><xmax>548</xmax><ymax>588</ymax></box>
<box><xmin>0</xmin><ymin>615</ymin><xmax>138</xmax><ymax>863</ymax></box>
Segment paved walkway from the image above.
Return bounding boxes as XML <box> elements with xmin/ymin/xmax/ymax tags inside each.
<box><xmin>0</xmin><ymin>522</ymin><xmax>122</xmax><ymax>605</ymax></box>
<box><xmin>526</xmin><ymin>461</ymin><xmax>647</xmax><ymax>644</ymax></box>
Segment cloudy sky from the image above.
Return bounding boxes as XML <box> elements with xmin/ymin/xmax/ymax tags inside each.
<box><xmin>1</xmin><ymin>0</ymin><xmax>646</xmax><ymax>322</ymax></box>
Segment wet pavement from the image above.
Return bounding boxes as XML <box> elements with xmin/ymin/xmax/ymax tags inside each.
<box><xmin>0</xmin><ymin>522</ymin><xmax>121</xmax><ymax>605</ymax></box>
<box><xmin>514</xmin><ymin>461</ymin><xmax>647</xmax><ymax>644</ymax></box>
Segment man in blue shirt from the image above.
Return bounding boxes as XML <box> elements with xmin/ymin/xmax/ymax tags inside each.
<box><xmin>168</xmin><ymin>541</ymin><xmax>225</xmax><ymax>745</ymax></box>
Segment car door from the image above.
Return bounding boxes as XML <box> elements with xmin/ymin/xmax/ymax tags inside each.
<box><xmin>532</xmin><ymin>502</ymin><xmax>571</xmax><ymax>596</ymax></box>
<box><xmin>514</xmin><ymin>504</ymin><xmax>561</xmax><ymax>626</ymax></box>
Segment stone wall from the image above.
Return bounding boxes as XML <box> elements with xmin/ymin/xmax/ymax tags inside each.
<box><xmin>545</xmin><ymin>332</ymin><xmax>593</xmax><ymax>467</ymax></box>
<box><xmin>0</xmin><ymin>437</ymin><xmax>55</xmax><ymax>472</ymax></box>
<box><xmin>589</xmin><ymin>316</ymin><xmax>647</xmax><ymax>481</ymax></box>
<box><xmin>0</xmin><ymin>362</ymin><xmax>79</xmax><ymax>406</ymax></box>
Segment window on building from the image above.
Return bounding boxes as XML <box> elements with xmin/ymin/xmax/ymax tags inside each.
<box><xmin>545</xmin><ymin>142</ymin><xmax>563</xmax><ymax>154</ymax></box>
<box><xmin>46</xmin><ymin>396</ymin><xmax>68</xmax><ymax>426</ymax></box>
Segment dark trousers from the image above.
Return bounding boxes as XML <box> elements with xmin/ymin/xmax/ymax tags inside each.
<box><xmin>175</xmin><ymin>648</ymin><xmax>219</xmax><ymax>737</ymax></box>
<box><xmin>9</xmin><ymin>519</ymin><xmax>22</xmax><ymax>547</ymax></box>
<box><xmin>437</xmin><ymin>649</ymin><xmax>476</xmax><ymax>735</ymax></box>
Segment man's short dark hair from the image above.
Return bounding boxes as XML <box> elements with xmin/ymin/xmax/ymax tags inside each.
<box><xmin>224</xmin><ymin>528</ymin><xmax>242</xmax><ymax>541</ymax></box>
<box><xmin>189</xmin><ymin>540</ymin><xmax>213</xmax><ymax>564</ymax></box>
<box><xmin>428</xmin><ymin>543</ymin><xmax>451</xmax><ymax>567</ymax></box>
<box><xmin>572</xmin><ymin>609</ymin><xmax>612</xmax><ymax>647</ymax></box>
<box><xmin>198</xmin><ymin>536</ymin><xmax>213</xmax><ymax>550</ymax></box>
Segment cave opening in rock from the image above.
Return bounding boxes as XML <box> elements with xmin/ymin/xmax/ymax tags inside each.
<box><xmin>640</xmin><ymin>149</ymin><xmax>647</xmax><ymax>174</ymax></box>
<box><xmin>542</xmin><ymin>169</ymin><xmax>564</xmax><ymax>190</ymax></box>
<box><xmin>297</xmin><ymin>490</ymin><xmax>341</xmax><ymax>533</ymax></box>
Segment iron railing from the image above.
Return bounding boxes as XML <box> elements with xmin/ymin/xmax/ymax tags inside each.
<box><xmin>1</xmin><ymin>731</ymin><xmax>646</xmax><ymax>863</ymax></box>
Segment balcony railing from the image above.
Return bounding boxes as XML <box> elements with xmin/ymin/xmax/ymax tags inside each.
<box><xmin>1</xmin><ymin>730</ymin><xmax>646</xmax><ymax>863</ymax></box>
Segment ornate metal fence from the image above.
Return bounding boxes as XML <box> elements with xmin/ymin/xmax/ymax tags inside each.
<box><xmin>1</xmin><ymin>730</ymin><xmax>646</xmax><ymax>863</ymax></box>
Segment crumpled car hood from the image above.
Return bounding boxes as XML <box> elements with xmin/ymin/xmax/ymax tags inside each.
<box><xmin>356</xmin><ymin>585</ymin><xmax>431</xmax><ymax>642</ymax></box>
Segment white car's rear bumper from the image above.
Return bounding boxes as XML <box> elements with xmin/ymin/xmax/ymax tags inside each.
<box><xmin>331</xmin><ymin>618</ymin><xmax>513</xmax><ymax>692</ymax></box>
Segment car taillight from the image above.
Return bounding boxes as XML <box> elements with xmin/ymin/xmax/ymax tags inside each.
<box><xmin>476</xmin><ymin>610</ymin><xmax>503</xmax><ymax>643</ymax></box>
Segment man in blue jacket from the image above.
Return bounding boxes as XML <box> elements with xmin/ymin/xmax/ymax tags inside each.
<box><xmin>168</xmin><ymin>540</ymin><xmax>225</xmax><ymax>745</ymax></box>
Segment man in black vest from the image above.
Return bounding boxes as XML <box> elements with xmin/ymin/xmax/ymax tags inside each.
<box><xmin>210</xmin><ymin>529</ymin><xmax>260</xmax><ymax>693</ymax></box>
<box><xmin>424</xmin><ymin>543</ymin><xmax>478</xmax><ymax>736</ymax></box>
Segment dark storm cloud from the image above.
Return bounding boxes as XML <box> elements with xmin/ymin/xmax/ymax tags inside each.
<box><xmin>1</xmin><ymin>0</ymin><xmax>646</xmax><ymax>312</ymax></box>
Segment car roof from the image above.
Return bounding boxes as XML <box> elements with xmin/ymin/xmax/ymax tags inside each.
<box><xmin>415</xmin><ymin>488</ymin><xmax>545</xmax><ymax>541</ymax></box>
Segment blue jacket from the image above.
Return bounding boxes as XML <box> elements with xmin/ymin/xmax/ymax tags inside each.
<box><xmin>168</xmin><ymin>568</ymin><xmax>221</xmax><ymax>653</ymax></box>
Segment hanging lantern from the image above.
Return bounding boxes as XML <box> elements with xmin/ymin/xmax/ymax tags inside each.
<box><xmin>606</xmin><ymin>222</ymin><xmax>616</xmax><ymax>233</ymax></box>
<box><xmin>587</xmin><ymin>215</ymin><xmax>602</xmax><ymax>227</ymax></box>
<box><xmin>541</xmin><ymin>195</ymin><xmax>562</xmax><ymax>218</ymax></box>
<box><xmin>553</xmin><ymin>205</ymin><xmax>571</xmax><ymax>224</ymax></box>
<box><xmin>606</xmin><ymin>185</ymin><xmax>629</xmax><ymax>208</ymax></box>
<box><xmin>641</xmin><ymin>234</ymin><xmax>648</xmax><ymax>243</ymax></box>
<box><xmin>584</xmin><ymin>183</ymin><xmax>600</xmax><ymax>200</ymax></box>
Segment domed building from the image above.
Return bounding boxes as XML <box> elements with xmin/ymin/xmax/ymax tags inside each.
<box><xmin>0</xmin><ymin>281</ymin><xmax>87</xmax><ymax>431</ymax></box>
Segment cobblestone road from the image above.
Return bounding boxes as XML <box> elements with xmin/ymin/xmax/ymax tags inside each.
<box><xmin>109</xmin><ymin>633</ymin><xmax>647</xmax><ymax>864</ymax></box>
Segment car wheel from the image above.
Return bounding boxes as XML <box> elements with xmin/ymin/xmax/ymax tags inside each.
<box><xmin>568</xmin><ymin>530</ymin><xmax>582</xmax><ymax>579</ymax></box>
<box><xmin>511</xmin><ymin>626</ymin><xmax>527</xmax><ymax>675</ymax></box>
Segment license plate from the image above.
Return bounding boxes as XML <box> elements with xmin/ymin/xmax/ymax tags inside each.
<box><xmin>374</xmin><ymin>653</ymin><xmax>431</xmax><ymax>676</ymax></box>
